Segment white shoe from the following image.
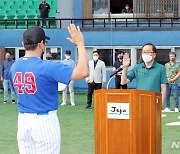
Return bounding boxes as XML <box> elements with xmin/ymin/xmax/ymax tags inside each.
<box><xmin>71</xmin><ymin>102</ymin><xmax>75</xmax><ymax>106</ymax></box>
<box><xmin>162</xmin><ymin>114</ymin><xmax>167</xmax><ymax>118</ymax></box>
<box><xmin>61</xmin><ymin>102</ymin><xmax>66</xmax><ymax>106</ymax></box>
<box><xmin>162</xmin><ymin>108</ymin><xmax>170</xmax><ymax>112</ymax></box>
<box><xmin>175</xmin><ymin>108</ymin><xmax>179</xmax><ymax>112</ymax></box>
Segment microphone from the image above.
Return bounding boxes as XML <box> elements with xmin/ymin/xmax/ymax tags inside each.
<box><xmin>110</xmin><ymin>65</ymin><xmax>123</xmax><ymax>78</ymax></box>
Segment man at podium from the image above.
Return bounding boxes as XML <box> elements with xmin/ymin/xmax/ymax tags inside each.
<box><xmin>121</xmin><ymin>43</ymin><xmax>168</xmax><ymax>103</ymax></box>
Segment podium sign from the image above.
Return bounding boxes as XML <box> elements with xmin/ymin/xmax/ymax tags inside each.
<box><xmin>107</xmin><ymin>103</ymin><xmax>130</xmax><ymax>119</ymax></box>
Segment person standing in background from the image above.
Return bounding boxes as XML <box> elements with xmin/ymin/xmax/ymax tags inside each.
<box><xmin>61</xmin><ymin>50</ymin><xmax>76</xmax><ymax>106</ymax></box>
<box><xmin>39</xmin><ymin>0</ymin><xmax>50</xmax><ymax>28</ymax></box>
<box><xmin>121</xmin><ymin>4</ymin><xmax>133</xmax><ymax>13</ymax></box>
<box><xmin>113</xmin><ymin>51</ymin><xmax>127</xmax><ymax>89</ymax></box>
<box><xmin>1</xmin><ymin>51</ymin><xmax>16</xmax><ymax>104</ymax></box>
<box><xmin>46</xmin><ymin>51</ymin><xmax>53</xmax><ymax>60</ymax></box>
<box><xmin>163</xmin><ymin>52</ymin><xmax>180</xmax><ymax>112</ymax></box>
<box><xmin>85</xmin><ymin>51</ymin><xmax>106</xmax><ymax>109</ymax></box>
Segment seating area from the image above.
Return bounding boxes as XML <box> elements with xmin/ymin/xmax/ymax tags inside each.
<box><xmin>0</xmin><ymin>0</ymin><xmax>57</xmax><ymax>29</ymax></box>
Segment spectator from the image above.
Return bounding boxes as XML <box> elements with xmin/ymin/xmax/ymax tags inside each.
<box><xmin>61</xmin><ymin>50</ymin><xmax>76</xmax><ymax>106</ymax></box>
<box><xmin>163</xmin><ymin>52</ymin><xmax>180</xmax><ymax>112</ymax></box>
<box><xmin>121</xmin><ymin>43</ymin><xmax>167</xmax><ymax>103</ymax></box>
<box><xmin>113</xmin><ymin>51</ymin><xmax>127</xmax><ymax>89</ymax></box>
<box><xmin>85</xmin><ymin>51</ymin><xmax>106</xmax><ymax>109</ymax></box>
<box><xmin>121</xmin><ymin>4</ymin><xmax>133</xmax><ymax>13</ymax></box>
<box><xmin>46</xmin><ymin>51</ymin><xmax>52</xmax><ymax>60</ymax></box>
<box><xmin>39</xmin><ymin>0</ymin><xmax>50</xmax><ymax>28</ymax></box>
<box><xmin>1</xmin><ymin>51</ymin><xmax>16</xmax><ymax>104</ymax></box>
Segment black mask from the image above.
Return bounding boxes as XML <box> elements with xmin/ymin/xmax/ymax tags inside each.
<box><xmin>170</xmin><ymin>58</ymin><xmax>175</xmax><ymax>62</ymax></box>
<box><xmin>46</xmin><ymin>57</ymin><xmax>52</xmax><ymax>60</ymax></box>
<box><xmin>119</xmin><ymin>56</ymin><xmax>123</xmax><ymax>60</ymax></box>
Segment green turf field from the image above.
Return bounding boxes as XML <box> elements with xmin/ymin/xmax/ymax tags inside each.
<box><xmin>0</xmin><ymin>92</ymin><xmax>179</xmax><ymax>154</ymax></box>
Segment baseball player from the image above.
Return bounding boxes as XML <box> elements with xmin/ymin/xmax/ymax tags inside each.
<box><xmin>9</xmin><ymin>24</ymin><xmax>89</xmax><ymax>154</ymax></box>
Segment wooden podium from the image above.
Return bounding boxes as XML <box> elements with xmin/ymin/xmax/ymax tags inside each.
<box><xmin>94</xmin><ymin>89</ymin><xmax>162</xmax><ymax>154</ymax></box>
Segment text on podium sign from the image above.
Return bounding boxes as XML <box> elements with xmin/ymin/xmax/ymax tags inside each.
<box><xmin>107</xmin><ymin>103</ymin><xmax>130</xmax><ymax>119</ymax></box>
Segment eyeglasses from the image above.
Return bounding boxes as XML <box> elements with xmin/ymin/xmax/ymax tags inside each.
<box><xmin>142</xmin><ymin>50</ymin><xmax>154</xmax><ymax>54</ymax></box>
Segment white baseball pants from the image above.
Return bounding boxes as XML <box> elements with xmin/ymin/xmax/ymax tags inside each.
<box><xmin>17</xmin><ymin>110</ymin><xmax>61</xmax><ymax>154</ymax></box>
<box><xmin>62</xmin><ymin>80</ymin><xmax>74</xmax><ymax>104</ymax></box>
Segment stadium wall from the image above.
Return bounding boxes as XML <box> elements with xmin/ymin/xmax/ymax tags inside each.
<box><xmin>0</xmin><ymin>29</ymin><xmax>180</xmax><ymax>91</ymax></box>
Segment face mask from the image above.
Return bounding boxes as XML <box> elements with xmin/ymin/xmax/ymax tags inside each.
<box><xmin>125</xmin><ymin>6</ymin><xmax>129</xmax><ymax>10</ymax></box>
<box><xmin>93</xmin><ymin>56</ymin><xmax>98</xmax><ymax>61</ymax></box>
<box><xmin>170</xmin><ymin>58</ymin><xmax>175</xmax><ymax>62</ymax></box>
<box><xmin>46</xmin><ymin>57</ymin><xmax>52</xmax><ymax>60</ymax></box>
<box><xmin>119</xmin><ymin>56</ymin><xmax>123</xmax><ymax>60</ymax></box>
<box><xmin>142</xmin><ymin>54</ymin><xmax>153</xmax><ymax>63</ymax></box>
<box><xmin>6</xmin><ymin>57</ymin><xmax>11</xmax><ymax>61</ymax></box>
<box><xmin>65</xmin><ymin>55</ymin><xmax>70</xmax><ymax>60</ymax></box>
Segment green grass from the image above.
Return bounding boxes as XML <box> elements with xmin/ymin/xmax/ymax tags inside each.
<box><xmin>0</xmin><ymin>92</ymin><xmax>179</xmax><ymax>154</ymax></box>
<box><xmin>162</xmin><ymin>113</ymin><xmax>180</xmax><ymax>154</ymax></box>
<box><xmin>0</xmin><ymin>92</ymin><xmax>94</xmax><ymax>154</ymax></box>
<box><xmin>162</xmin><ymin>95</ymin><xmax>180</xmax><ymax>154</ymax></box>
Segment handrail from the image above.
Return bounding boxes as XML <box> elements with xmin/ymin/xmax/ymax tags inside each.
<box><xmin>0</xmin><ymin>17</ymin><xmax>180</xmax><ymax>29</ymax></box>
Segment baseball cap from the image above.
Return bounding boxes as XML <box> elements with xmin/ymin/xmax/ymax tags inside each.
<box><xmin>65</xmin><ymin>50</ymin><xmax>71</xmax><ymax>55</ymax></box>
<box><xmin>23</xmin><ymin>26</ymin><xmax>50</xmax><ymax>45</ymax></box>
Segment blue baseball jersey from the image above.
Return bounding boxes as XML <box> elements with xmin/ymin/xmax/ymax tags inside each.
<box><xmin>9</xmin><ymin>57</ymin><xmax>74</xmax><ymax>114</ymax></box>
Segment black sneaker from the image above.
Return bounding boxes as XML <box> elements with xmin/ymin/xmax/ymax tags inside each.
<box><xmin>12</xmin><ymin>100</ymin><xmax>16</xmax><ymax>104</ymax></box>
<box><xmin>3</xmin><ymin>101</ymin><xmax>7</xmax><ymax>104</ymax></box>
<box><xmin>85</xmin><ymin>104</ymin><xmax>91</xmax><ymax>109</ymax></box>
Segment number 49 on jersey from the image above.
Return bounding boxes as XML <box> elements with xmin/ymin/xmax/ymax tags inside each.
<box><xmin>13</xmin><ymin>72</ymin><xmax>37</xmax><ymax>94</ymax></box>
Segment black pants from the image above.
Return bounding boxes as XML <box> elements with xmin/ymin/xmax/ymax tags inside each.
<box><xmin>40</xmin><ymin>19</ymin><xmax>49</xmax><ymax>28</ymax></box>
<box><xmin>87</xmin><ymin>81</ymin><xmax>102</xmax><ymax>106</ymax></box>
<box><xmin>115</xmin><ymin>77</ymin><xmax>127</xmax><ymax>89</ymax></box>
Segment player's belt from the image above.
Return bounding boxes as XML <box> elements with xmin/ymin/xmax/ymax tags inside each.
<box><xmin>19</xmin><ymin>110</ymin><xmax>57</xmax><ymax>115</ymax></box>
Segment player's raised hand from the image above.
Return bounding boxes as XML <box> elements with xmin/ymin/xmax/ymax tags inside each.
<box><xmin>123</xmin><ymin>53</ymin><xmax>131</xmax><ymax>67</ymax></box>
<box><xmin>67</xmin><ymin>24</ymin><xmax>84</xmax><ymax>46</ymax></box>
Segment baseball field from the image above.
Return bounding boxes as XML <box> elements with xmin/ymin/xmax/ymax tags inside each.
<box><xmin>0</xmin><ymin>92</ymin><xmax>179</xmax><ymax>154</ymax></box>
